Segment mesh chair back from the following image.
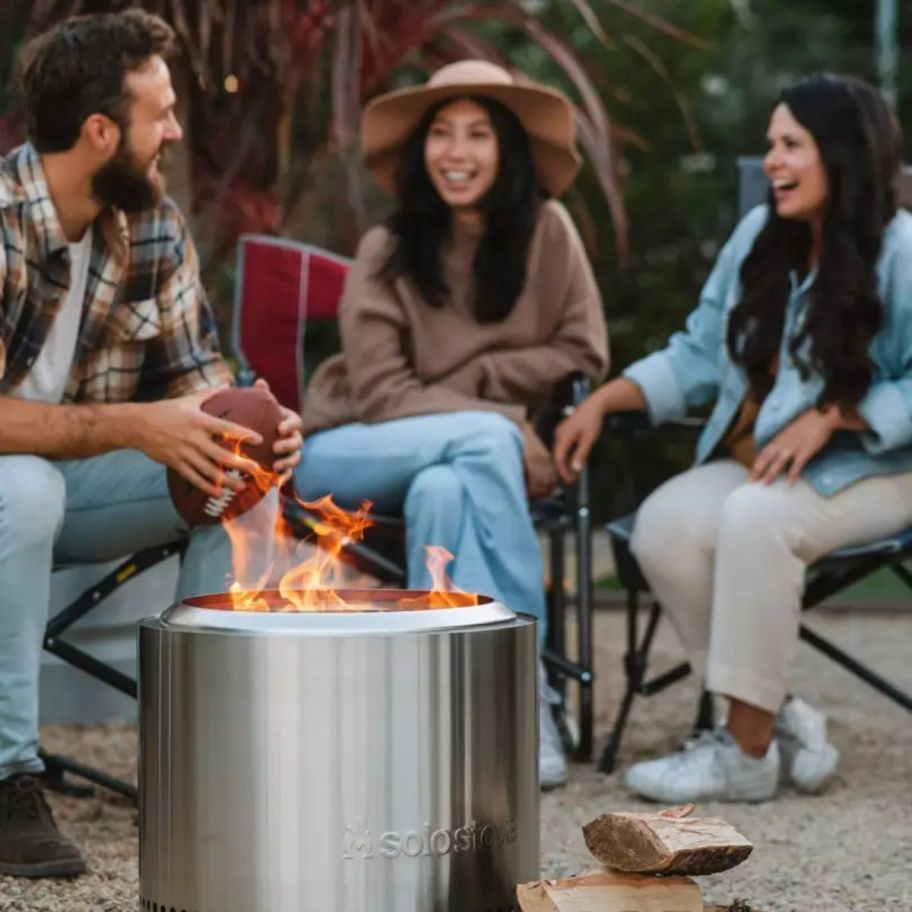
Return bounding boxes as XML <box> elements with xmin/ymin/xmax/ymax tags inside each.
<box><xmin>233</xmin><ymin>235</ymin><xmax>351</xmax><ymax>411</ymax></box>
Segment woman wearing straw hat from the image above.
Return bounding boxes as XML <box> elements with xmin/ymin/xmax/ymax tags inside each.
<box><xmin>294</xmin><ymin>60</ymin><xmax>608</xmax><ymax>788</ymax></box>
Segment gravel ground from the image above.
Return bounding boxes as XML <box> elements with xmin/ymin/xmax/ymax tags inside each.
<box><xmin>1</xmin><ymin>609</ymin><xmax>909</xmax><ymax>912</ymax></box>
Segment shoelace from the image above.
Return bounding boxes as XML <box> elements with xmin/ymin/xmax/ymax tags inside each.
<box><xmin>1</xmin><ymin>776</ymin><xmax>51</xmax><ymax>823</ymax></box>
<box><xmin>667</xmin><ymin>728</ymin><xmax>728</xmax><ymax>769</ymax></box>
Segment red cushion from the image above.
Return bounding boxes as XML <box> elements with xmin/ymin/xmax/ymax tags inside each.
<box><xmin>235</xmin><ymin>239</ymin><xmax>351</xmax><ymax>412</ymax></box>
<box><xmin>305</xmin><ymin>252</ymin><xmax>349</xmax><ymax>321</ymax></box>
<box><xmin>238</xmin><ymin>240</ymin><xmax>306</xmax><ymax>411</ymax></box>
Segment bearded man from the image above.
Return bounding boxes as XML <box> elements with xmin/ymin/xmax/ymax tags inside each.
<box><xmin>0</xmin><ymin>10</ymin><xmax>302</xmax><ymax>877</ymax></box>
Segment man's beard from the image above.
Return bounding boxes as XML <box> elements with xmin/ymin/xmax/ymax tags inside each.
<box><xmin>91</xmin><ymin>141</ymin><xmax>165</xmax><ymax>213</ymax></box>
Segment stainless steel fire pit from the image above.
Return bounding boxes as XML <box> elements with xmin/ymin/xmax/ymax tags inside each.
<box><xmin>138</xmin><ymin>590</ymin><xmax>538</xmax><ymax>912</ymax></box>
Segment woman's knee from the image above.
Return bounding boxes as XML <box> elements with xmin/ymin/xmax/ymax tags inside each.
<box><xmin>718</xmin><ymin>483</ymin><xmax>789</xmax><ymax>541</ymax></box>
<box><xmin>451</xmin><ymin>412</ymin><xmax>523</xmax><ymax>460</ymax></box>
<box><xmin>631</xmin><ymin>480</ymin><xmax>697</xmax><ymax>570</ymax></box>
<box><xmin>404</xmin><ymin>465</ymin><xmax>463</xmax><ymax>520</ymax></box>
<box><xmin>0</xmin><ymin>456</ymin><xmax>66</xmax><ymax>545</ymax></box>
<box><xmin>631</xmin><ymin>465</ymin><xmax>742</xmax><ymax>570</ymax></box>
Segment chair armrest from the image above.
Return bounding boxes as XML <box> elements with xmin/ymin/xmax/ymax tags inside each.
<box><xmin>532</xmin><ymin>372</ymin><xmax>590</xmax><ymax>444</ymax></box>
<box><xmin>569</xmin><ymin>374</ymin><xmax>591</xmax><ymax>409</ymax></box>
<box><xmin>236</xmin><ymin>367</ymin><xmax>256</xmax><ymax>388</ymax></box>
<box><xmin>603</xmin><ymin>411</ymin><xmax>706</xmax><ymax>437</ymax></box>
<box><xmin>545</xmin><ymin>371</ymin><xmax>590</xmax><ymax>414</ymax></box>
<box><xmin>603</xmin><ymin>410</ymin><xmax>653</xmax><ymax>436</ymax></box>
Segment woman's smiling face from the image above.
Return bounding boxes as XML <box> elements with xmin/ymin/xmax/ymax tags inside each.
<box><xmin>763</xmin><ymin>103</ymin><xmax>829</xmax><ymax>223</ymax></box>
<box><xmin>424</xmin><ymin>98</ymin><xmax>500</xmax><ymax>212</ymax></box>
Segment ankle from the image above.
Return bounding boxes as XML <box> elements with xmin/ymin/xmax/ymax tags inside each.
<box><xmin>725</xmin><ymin>698</ymin><xmax>775</xmax><ymax>759</ymax></box>
<box><xmin>728</xmin><ymin>728</ymin><xmax>771</xmax><ymax>759</ymax></box>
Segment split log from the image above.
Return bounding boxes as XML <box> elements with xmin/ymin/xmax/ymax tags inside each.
<box><xmin>516</xmin><ymin>870</ymin><xmax>702</xmax><ymax>912</ymax></box>
<box><xmin>582</xmin><ymin>804</ymin><xmax>752</xmax><ymax>876</ymax></box>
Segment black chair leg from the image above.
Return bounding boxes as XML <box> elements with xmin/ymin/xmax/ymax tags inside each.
<box><xmin>600</xmin><ymin>594</ymin><xmax>658</xmax><ymax>773</ymax></box>
<box><xmin>599</xmin><ymin>682</ymin><xmax>636</xmax><ymax>775</ymax></box>
<box><xmin>800</xmin><ymin>624</ymin><xmax>912</xmax><ymax>711</ymax></box>
<box><xmin>545</xmin><ymin>526</ymin><xmax>567</xmax><ymax>698</ymax></box>
<box><xmin>39</xmin><ymin>753</ymin><xmax>94</xmax><ymax>798</ymax></box>
<box><xmin>42</xmin><ymin>542</ymin><xmax>183</xmax><ymax>805</ymax></box>
<box><xmin>40</xmin><ymin>751</ymin><xmax>137</xmax><ymax>801</ymax></box>
<box><xmin>574</xmin><ymin>461</ymin><xmax>594</xmax><ymax>761</ymax></box>
<box><xmin>694</xmin><ymin>689</ymin><xmax>715</xmax><ymax>731</ymax></box>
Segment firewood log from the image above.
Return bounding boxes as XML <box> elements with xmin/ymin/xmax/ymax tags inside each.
<box><xmin>516</xmin><ymin>870</ymin><xmax>702</xmax><ymax>912</ymax></box>
<box><xmin>582</xmin><ymin>804</ymin><xmax>752</xmax><ymax>876</ymax></box>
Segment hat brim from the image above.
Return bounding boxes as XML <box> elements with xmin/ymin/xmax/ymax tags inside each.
<box><xmin>361</xmin><ymin>80</ymin><xmax>582</xmax><ymax>199</ymax></box>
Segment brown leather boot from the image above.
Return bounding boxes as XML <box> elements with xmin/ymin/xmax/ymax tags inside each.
<box><xmin>0</xmin><ymin>774</ymin><xmax>87</xmax><ymax>877</ymax></box>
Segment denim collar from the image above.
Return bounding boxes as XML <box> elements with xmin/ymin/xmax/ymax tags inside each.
<box><xmin>788</xmin><ymin>266</ymin><xmax>817</xmax><ymax>297</ymax></box>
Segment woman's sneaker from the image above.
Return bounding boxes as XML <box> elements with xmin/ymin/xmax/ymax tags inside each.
<box><xmin>539</xmin><ymin>664</ymin><xmax>567</xmax><ymax>790</ymax></box>
<box><xmin>623</xmin><ymin>727</ymin><xmax>779</xmax><ymax>803</ymax></box>
<box><xmin>774</xmin><ymin>697</ymin><xmax>839</xmax><ymax>793</ymax></box>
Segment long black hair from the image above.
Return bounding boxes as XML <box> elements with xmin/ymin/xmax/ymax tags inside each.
<box><xmin>379</xmin><ymin>95</ymin><xmax>544</xmax><ymax>323</ymax></box>
<box><xmin>726</xmin><ymin>74</ymin><xmax>903</xmax><ymax>408</ymax></box>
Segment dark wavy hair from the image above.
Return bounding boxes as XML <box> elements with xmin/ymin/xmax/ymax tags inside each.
<box><xmin>19</xmin><ymin>9</ymin><xmax>175</xmax><ymax>153</ymax></box>
<box><xmin>379</xmin><ymin>95</ymin><xmax>544</xmax><ymax>323</ymax></box>
<box><xmin>726</xmin><ymin>74</ymin><xmax>903</xmax><ymax>408</ymax></box>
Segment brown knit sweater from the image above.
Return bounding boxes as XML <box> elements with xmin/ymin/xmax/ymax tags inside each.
<box><xmin>300</xmin><ymin>199</ymin><xmax>608</xmax><ymax>436</ymax></box>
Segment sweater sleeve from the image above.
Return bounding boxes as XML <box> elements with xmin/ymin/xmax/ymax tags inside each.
<box><xmin>0</xmin><ymin>220</ymin><xmax>6</xmax><ymax>384</ymax></box>
<box><xmin>476</xmin><ymin>202</ymin><xmax>608</xmax><ymax>406</ymax></box>
<box><xmin>623</xmin><ymin>205</ymin><xmax>768</xmax><ymax>424</ymax></box>
<box><xmin>339</xmin><ymin>228</ymin><xmax>525</xmax><ymax>425</ymax></box>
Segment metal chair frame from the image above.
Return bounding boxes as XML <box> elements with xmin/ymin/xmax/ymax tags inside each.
<box><xmin>597</xmin><ymin>412</ymin><xmax>912</xmax><ymax>774</ymax></box>
<box><xmin>42</xmin><ymin>541</ymin><xmax>186</xmax><ymax>800</ymax></box>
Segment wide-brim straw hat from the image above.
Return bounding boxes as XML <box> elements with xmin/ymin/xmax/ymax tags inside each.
<box><xmin>361</xmin><ymin>59</ymin><xmax>582</xmax><ymax>199</ymax></box>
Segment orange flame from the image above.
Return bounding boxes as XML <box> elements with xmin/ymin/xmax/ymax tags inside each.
<box><xmin>278</xmin><ymin>496</ymin><xmax>374</xmax><ymax>611</ymax></box>
<box><xmin>404</xmin><ymin>546</ymin><xmax>479</xmax><ymax>608</ymax></box>
<box><xmin>219</xmin><ymin>434</ymin><xmax>282</xmax><ymax>612</ymax></box>
<box><xmin>218</xmin><ymin>439</ymin><xmax>478</xmax><ymax>611</ymax></box>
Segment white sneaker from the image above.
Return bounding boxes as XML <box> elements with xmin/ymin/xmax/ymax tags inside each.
<box><xmin>623</xmin><ymin>727</ymin><xmax>779</xmax><ymax>803</ymax></box>
<box><xmin>539</xmin><ymin>664</ymin><xmax>567</xmax><ymax>790</ymax></box>
<box><xmin>774</xmin><ymin>697</ymin><xmax>839</xmax><ymax>793</ymax></box>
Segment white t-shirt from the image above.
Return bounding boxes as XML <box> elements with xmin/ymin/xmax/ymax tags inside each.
<box><xmin>11</xmin><ymin>226</ymin><xmax>93</xmax><ymax>403</ymax></box>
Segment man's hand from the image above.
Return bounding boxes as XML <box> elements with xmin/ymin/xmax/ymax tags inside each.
<box><xmin>751</xmin><ymin>407</ymin><xmax>839</xmax><ymax>485</ymax></box>
<box><xmin>553</xmin><ymin>394</ymin><xmax>606</xmax><ymax>484</ymax></box>
<box><xmin>131</xmin><ymin>387</ymin><xmax>264</xmax><ymax>497</ymax></box>
<box><xmin>253</xmin><ymin>378</ymin><xmax>303</xmax><ymax>484</ymax></box>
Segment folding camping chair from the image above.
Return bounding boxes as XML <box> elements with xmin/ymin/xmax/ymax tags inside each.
<box><xmin>233</xmin><ymin>233</ymin><xmax>597</xmax><ymax>759</ymax></box>
<box><xmin>597</xmin><ymin>161</ymin><xmax>912</xmax><ymax>773</ymax></box>
<box><xmin>598</xmin><ymin>410</ymin><xmax>912</xmax><ymax>773</ymax></box>
<box><xmin>40</xmin><ymin>542</ymin><xmax>185</xmax><ymax>801</ymax></box>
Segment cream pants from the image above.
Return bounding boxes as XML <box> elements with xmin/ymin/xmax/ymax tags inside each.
<box><xmin>630</xmin><ymin>459</ymin><xmax>912</xmax><ymax>713</ymax></box>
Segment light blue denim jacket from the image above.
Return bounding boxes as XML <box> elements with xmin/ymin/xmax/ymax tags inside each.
<box><xmin>624</xmin><ymin>205</ymin><xmax>912</xmax><ymax>495</ymax></box>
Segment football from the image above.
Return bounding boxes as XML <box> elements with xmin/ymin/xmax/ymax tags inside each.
<box><xmin>167</xmin><ymin>386</ymin><xmax>283</xmax><ymax>526</ymax></box>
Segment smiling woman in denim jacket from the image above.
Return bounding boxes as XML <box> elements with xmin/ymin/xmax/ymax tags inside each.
<box><xmin>555</xmin><ymin>74</ymin><xmax>912</xmax><ymax>802</ymax></box>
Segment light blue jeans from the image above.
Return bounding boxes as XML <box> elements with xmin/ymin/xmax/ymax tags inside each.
<box><xmin>294</xmin><ymin>411</ymin><xmax>546</xmax><ymax>632</ymax></box>
<box><xmin>0</xmin><ymin>449</ymin><xmax>232</xmax><ymax>780</ymax></box>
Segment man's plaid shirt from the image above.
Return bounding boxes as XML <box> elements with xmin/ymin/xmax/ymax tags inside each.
<box><xmin>0</xmin><ymin>143</ymin><xmax>232</xmax><ymax>402</ymax></box>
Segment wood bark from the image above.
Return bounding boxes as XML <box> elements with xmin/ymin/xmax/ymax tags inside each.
<box><xmin>582</xmin><ymin>805</ymin><xmax>752</xmax><ymax>876</ymax></box>
<box><xmin>516</xmin><ymin>870</ymin><xmax>702</xmax><ymax>912</ymax></box>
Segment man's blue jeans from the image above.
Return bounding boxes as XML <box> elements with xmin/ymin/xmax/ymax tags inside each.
<box><xmin>294</xmin><ymin>411</ymin><xmax>546</xmax><ymax>632</ymax></box>
<box><xmin>0</xmin><ymin>449</ymin><xmax>232</xmax><ymax>780</ymax></box>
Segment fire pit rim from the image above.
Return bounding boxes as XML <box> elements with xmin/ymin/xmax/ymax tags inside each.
<box><xmin>151</xmin><ymin>589</ymin><xmax>522</xmax><ymax>636</ymax></box>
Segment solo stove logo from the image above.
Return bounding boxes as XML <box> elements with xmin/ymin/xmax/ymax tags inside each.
<box><xmin>343</xmin><ymin>817</ymin><xmax>518</xmax><ymax>860</ymax></box>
